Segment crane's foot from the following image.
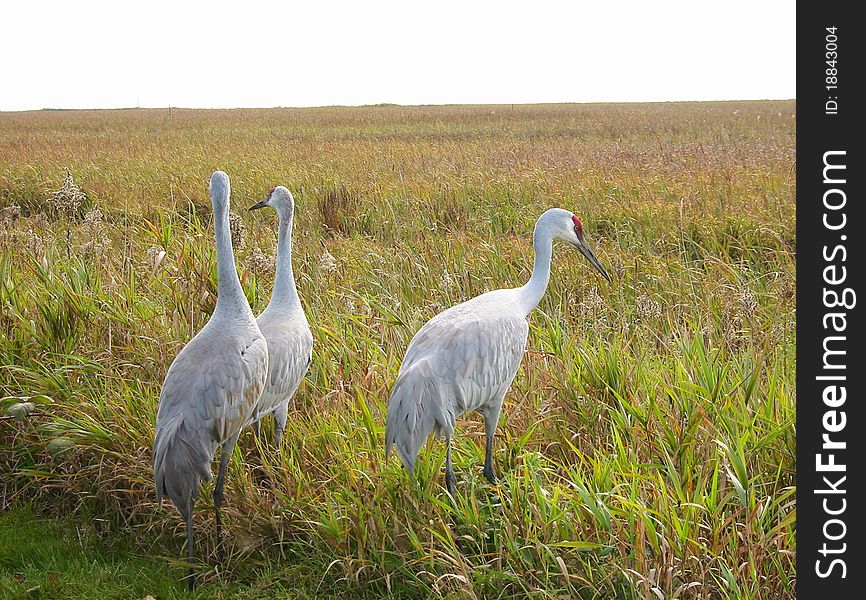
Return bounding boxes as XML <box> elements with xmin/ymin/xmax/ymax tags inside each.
<box><xmin>186</xmin><ymin>567</ymin><xmax>196</xmax><ymax>591</ymax></box>
<box><xmin>483</xmin><ymin>465</ymin><xmax>498</xmax><ymax>484</ymax></box>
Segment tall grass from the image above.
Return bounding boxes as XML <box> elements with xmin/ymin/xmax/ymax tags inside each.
<box><xmin>0</xmin><ymin>101</ymin><xmax>795</xmax><ymax>598</ymax></box>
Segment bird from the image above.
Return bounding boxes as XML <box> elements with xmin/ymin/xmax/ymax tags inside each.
<box><xmin>246</xmin><ymin>186</ymin><xmax>313</xmax><ymax>447</ymax></box>
<box><xmin>153</xmin><ymin>171</ymin><xmax>269</xmax><ymax>590</ymax></box>
<box><xmin>385</xmin><ymin>208</ymin><xmax>610</xmax><ymax>496</ymax></box>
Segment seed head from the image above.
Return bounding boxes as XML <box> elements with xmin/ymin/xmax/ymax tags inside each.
<box><xmin>319</xmin><ymin>250</ymin><xmax>338</xmax><ymax>274</ymax></box>
<box><xmin>635</xmin><ymin>293</ymin><xmax>662</xmax><ymax>320</ymax></box>
<box><xmin>229</xmin><ymin>212</ymin><xmax>245</xmax><ymax>251</ymax></box>
<box><xmin>249</xmin><ymin>246</ymin><xmax>275</xmax><ymax>276</ymax></box>
<box><xmin>738</xmin><ymin>288</ymin><xmax>758</xmax><ymax>318</ymax></box>
<box><xmin>50</xmin><ymin>171</ymin><xmax>87</xmax><ymax>217</ymax></box>
<box><xmin>0</xmin><ymin>204</ymin><xmax>22</xmax><ymax>223</ymax></box>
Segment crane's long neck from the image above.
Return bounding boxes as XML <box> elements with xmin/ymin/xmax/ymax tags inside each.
<box><xmin>213</xmin><ymin>202</ymin><xmax>248</xmax><ymax>314</ymax></box>
<box><xmin>517</xmin><ymin>225</ymin><xmax>553</xmax><ymax>315</ymax></box>
<box><xmin>268</xmin><ymin>209</ymin><xmax>302</xmax><ymax>312</ymax></box>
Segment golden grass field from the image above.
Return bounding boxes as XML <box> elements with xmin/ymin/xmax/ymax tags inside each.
<box><xmin>1</xmin><ymin>101</ymin><xmax>795</xmax><ymax>599</ymax></box>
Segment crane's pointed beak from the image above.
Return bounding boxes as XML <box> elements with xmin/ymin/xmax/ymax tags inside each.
<box><xmin>575</xmin><ymin>240</ymin><xmax>611</xmax><ymax>282</ymax></box>
<box><xmin>248</xmin><ymin>199</ymin><xmax>268</xmax><ymax>211</ymax></box>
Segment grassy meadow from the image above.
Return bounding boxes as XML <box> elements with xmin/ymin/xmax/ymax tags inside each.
<box><xmin>0</xmin><ymin>102</ymin><xmax>795</xmax><ymax>599</ymax></box>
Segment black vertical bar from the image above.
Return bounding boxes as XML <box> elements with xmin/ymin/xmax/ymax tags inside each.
<box><xmin>797</xmin><ymin>2</ymin><xmax>863</xmax><ymax>595</ymax></box>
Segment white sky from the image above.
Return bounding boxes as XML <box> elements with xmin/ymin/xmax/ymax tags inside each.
<box><xmin>2</xmin><ymin>1</ymin><xmax>795</xmax><ymax>112</ymax></box>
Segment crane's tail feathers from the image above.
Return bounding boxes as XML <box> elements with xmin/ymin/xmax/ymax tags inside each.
<box><xmin>153</xmin><ymin>415</ymin><xmax>212</xmax><ymax>519</ymax></box>
<box><xmin>385</xmin><ymin>364</ymin><xmax>453</xmax><ymax>476</ymax></box>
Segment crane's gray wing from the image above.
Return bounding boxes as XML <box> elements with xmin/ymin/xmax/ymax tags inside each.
<box><xmin>266</xmin><ymin>322</ymin><xmax>313</xmax><ymax>398</ymax></box>
<box><xmin>386</xmin><ymin>311</ymin><xmax>528</xmax><ymax>473</ymax></box>
<box><xmin>156</xmin><ymin>334</ymin><xmax>269</xmax><ymax>442</ymax></box>
<box><xmin>403</xmin><ymin>311</ymin><xmax>528</xmax><ymax>394</ymax></box>
<box><xmin>154</xmin><ymin>334</ymin><xmax>268</xmax><ymax>506</ymax></box>
<box><xmin>248</xmin><ymin>321</ymin><xmax>313</xmax><ymax>423</ymax></box>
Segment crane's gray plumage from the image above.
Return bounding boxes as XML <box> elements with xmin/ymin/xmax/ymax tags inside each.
<box><xmin>387</xmin><ymin>302</ymin><xmax>527</xmax><ymax>473</ymax></box>
<box><xmin>153</xmin><ymin>171</ymin><xmax>268</xmax><ymax>589</ymax></box>
<box><xmin>385</xmin><ymin>208</ymin><xmax>610</xmax><ymax>495</ymax></box>
<box><xmin>247</xmin><ymin>186</ymin><xmax>313</xmax><ymax>446</ymax></box>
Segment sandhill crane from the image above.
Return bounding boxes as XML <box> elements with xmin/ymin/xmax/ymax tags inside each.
<box><xmin>246</xmin><ymin>186</ymin><xmax>313</xmax><ymax>446</ymax></box>
<box><xmin>153</xmin><ymin>171</ymin><xmax>268</xmax><ymax>590</ymax></box>
<box><xmin>385</xmin><ymin>208</ymin><xmax>610</xmax><ymax>496</ymax></box>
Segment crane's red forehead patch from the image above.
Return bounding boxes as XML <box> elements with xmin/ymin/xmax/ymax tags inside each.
<box><xmin>571</xmin><ymin>214</ymin><xmax>583</xmax><ymax>234</ymax></box>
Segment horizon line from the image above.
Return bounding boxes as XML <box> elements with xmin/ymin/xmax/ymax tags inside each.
<box><xmin>1</xmin><ymin>98</ymin><xmax>796</xmax><ymax>114</ymax></box>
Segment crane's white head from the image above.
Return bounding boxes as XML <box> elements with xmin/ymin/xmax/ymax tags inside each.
<box><xmin>539</xmin><ymin>207</ymin><xmax>611</xmax><ymax>282</ymax></box>
<box><xmin>248</xmin><ymin>185</ymin><xmax>294</xmax><ymax>216</ymax></box>
<box><xmin>209</xmin><ymin>171</ymin><xmax>231</xmax><ymax>210</ymax></box>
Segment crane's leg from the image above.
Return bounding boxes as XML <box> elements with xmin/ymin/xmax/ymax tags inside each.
<box><xmin>483</xmin><ymin>435</ymin><xmax>497</xmax><ymax>484</ymax></box>
<box><xmin>252</xmin><ymin>418</ymin><xmax>261</xmax><ymax>438</ymax></box>
<box><xmin>274</xmin><ymin>403</ymin><xmax>289</xmax><ymax>450</ymax></box>
<box><xmin>184</xmin><ymin>501</ymin><xmax>196</xmax><ymax>591</ymax></box>
<box><xmin>213</xmin><ymin>433</ymin><xmax>239</xmax><ymax>562</ymax></box>
<box><xmin>483</xmin><ymin>402</ymin><xmax>503</xmax><ymax>484</ymax></box>
<box><xmin>445</xmin><ymin>436</ymin><xmax>457</xmax><ymax>497</ymax></box>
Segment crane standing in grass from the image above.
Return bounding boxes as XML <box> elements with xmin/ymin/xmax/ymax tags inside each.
<box><xmin>385</xmin><ymin>208</ymin><xmax>611</xmax><ymax>495</ymax></box>
<box><xmin>247</xmin><ymin>186</ymin><xmax>313</xmax><ymax>447</ymax></box>
<box><xmin>153</xmin><ymin>171</ymin><xmax>268</xmax><ymax>590</ymax></box>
